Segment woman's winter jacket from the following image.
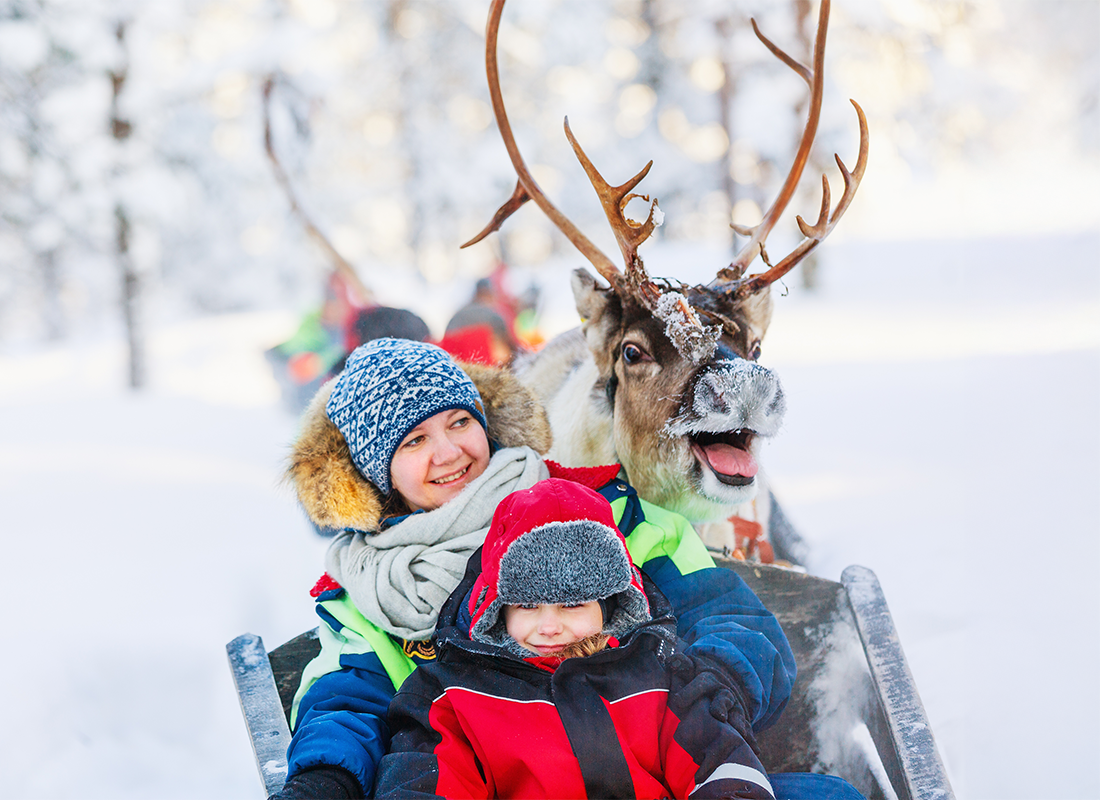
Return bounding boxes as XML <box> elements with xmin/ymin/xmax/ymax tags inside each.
<box><xmin>372</xmin><ymin>564</ymin><xmax>775</xmax><ymax>800</ymax></box>
<box><xmin>280</xmin><ymin>362</ymin><xmax>796</xmax><ymax>797</ymax></box>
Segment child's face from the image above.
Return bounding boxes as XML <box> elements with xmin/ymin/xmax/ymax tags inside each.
<box><xmin>503</xmin><ymin>602</ymin><xmax>603</xmax><ymax>656</ymax></box>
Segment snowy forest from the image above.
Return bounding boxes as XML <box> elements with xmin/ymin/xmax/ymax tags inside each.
<box><xmin>3</xmin><ymin>0</ymin><xmax>1096</xmax><ymax>356</ymax></box>
<box><xmin>1</xmin><ymin>1</ymin><xmax>1098</xmax><ymax>799</ymax></box>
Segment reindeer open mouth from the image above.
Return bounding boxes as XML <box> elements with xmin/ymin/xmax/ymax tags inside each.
<box><xmin>690</xmin><ymin>430</ymin><xmax>758</xmax><ymax>487</ymax></box>
<box><xmin>664</xmin><ymin>356</ymin><xmax>782</xmax><ymax>499</ymax></box>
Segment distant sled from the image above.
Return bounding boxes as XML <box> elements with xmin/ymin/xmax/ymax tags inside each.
<box><xmin>227</xmin><ymin>563</ymin><xmax>955</xmax><ymax>800</ymax></box>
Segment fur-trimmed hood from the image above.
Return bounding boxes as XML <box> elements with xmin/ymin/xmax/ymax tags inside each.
<box><xmin>287</xmin><ymin>360</ymin><xmax>553</xmax><ymax>534</ymax></box>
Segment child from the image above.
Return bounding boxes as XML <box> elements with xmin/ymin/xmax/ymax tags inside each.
<box><xmin>372</xmin><ymin>478</ymin><xmax>776</xmax><ymax>800</ymax></box>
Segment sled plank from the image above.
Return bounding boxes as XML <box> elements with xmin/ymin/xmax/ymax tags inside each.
<box><xmin>227</xmin><ymin>633</ymin><xmax>291</xmax><ymax>796</ymax></box>
<box><xmin>843</xmin><ymin>566</ymin><xmax>955</xmax><ymax>800</ymax></box>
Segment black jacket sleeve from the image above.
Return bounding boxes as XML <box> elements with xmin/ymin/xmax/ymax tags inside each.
<box><xmin>268</xmin><ymin>765</ymin><xmax>363</xmax><ymax>800</ymax></box>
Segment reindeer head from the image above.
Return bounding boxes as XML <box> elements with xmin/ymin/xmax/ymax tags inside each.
<box><xmin>465</xmin><ymin>0</ymin><xmax>867</xmax><ymax>521</ymax></box>
<box><xmin>563</xmin><ymin>267</ymin><xmax>786</xmax><ymax>519</ymax></box>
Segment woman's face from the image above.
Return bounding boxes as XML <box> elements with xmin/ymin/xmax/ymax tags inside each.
<box><xmin>390</xmin><ymin>408</ymin><xmax>491</xmax><ymax>512</ymax></box>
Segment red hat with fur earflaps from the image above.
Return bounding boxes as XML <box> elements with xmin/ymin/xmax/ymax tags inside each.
<box><xmin>468</xmin><ymin>478</ymin><xmax>650</xmax><ymax>658</ymax></box>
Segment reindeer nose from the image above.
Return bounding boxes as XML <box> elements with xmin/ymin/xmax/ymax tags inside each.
<box><xmin>692</xmin><ymin>359</ymin><xmax>786</xmax><ymax>435</ymax></box>
<box><xmin>695</xmin><ymin>373</ymin><xmax>731</xmax><ymax>416</ymax></box>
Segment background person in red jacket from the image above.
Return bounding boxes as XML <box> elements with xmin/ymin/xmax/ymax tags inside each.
<box><xmin>373</xmin><ymin>478</ymin><xmax>778</xmax><ymax>800</ymax></box>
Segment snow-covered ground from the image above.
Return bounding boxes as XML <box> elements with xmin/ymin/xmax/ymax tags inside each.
<box><xmin>1</xmin><ymin>232</ymin><xmax>1097</xmax><ymax>799</ymax></box>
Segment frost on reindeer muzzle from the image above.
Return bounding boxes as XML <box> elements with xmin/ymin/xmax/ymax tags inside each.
<box><xmin>664</xmin><ymin>358</ymin><xmax>786</xmax><ymax>487</ymax></box>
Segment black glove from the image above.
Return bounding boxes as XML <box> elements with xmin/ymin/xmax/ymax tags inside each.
<box><xmin>268</xmin><ymin>766</ymin><xmax>363</xmax><ymax>800</ymax></box>
<box><xmin>668</xmin><ymin>651</ymin><xmax>756</xmax><ymax>749</ymax></box>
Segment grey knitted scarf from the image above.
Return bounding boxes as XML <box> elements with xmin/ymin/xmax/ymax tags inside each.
<box><xmin>324</xmin><ymin>446</ymin><xmax>549</xmax><ymax>640</ymax></box>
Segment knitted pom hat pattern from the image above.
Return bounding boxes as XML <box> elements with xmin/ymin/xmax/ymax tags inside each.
<box><xmin>468</xmin><ymin>478</ymin><xmax>651</xmax><ymax>658</ymax></box>
<box><xmin>325</xmin><ymin>338</ymin><xmax>488</xmax><ymax>495</ymax></box>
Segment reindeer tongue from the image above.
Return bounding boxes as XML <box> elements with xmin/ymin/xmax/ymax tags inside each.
<box><xmin>701</xmin><ymin>443</ymin><xmax>758</xmax><ymax>478</ymax></box>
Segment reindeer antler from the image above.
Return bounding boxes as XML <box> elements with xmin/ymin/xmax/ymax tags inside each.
<box><xmin>562</xmin><ymin>118</ymin><xmax>661</xmax><ymax>284</ymax></box>
<box><xmin>465</xmin><ymin>0</ymin><xmax>866</xmax><ymax>358</ymax></box>
<box><xmin>463</xmin><ymin>0</ymin><xmax>662</xmax><ymax>296</ymax></box>
<box><xmin>708</xmin><ymin>0</ymin><xmax>868</xmax><ymax>298</ymax></box>
<box><xmin>733</xmin><ymin>100</ymin><xmax>867</xmax><ymax>297</ymax></box>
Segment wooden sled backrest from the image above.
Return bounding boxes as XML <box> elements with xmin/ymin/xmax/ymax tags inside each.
<box><xmin>268</xmin><ymin>628</ymin><xmax>322</xmax><ymax>723</ymax></box>
<box><xmin>229</xmin><ymin>563</ymin><xmax>953</xmax><ymax>800</ymax></box>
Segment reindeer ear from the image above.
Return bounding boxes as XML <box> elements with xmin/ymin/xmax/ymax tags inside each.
<box><xmin>570</xmin><ymin>268</ymin><xmax>620</xmax><ymax>376</ymax></box>
<box><xmin>571</xmin><ymin>267</ymin><xmax>608</xmax><ymax>322</ymax></box>
<box><xmin>740</xmin><ymin>285</ymin><xmax>774</xmax><ymax>342</ymax></box>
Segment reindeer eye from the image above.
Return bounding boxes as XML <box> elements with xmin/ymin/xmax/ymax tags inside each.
<box><xmin>622</xmin><ymin>342</ymin><xmax>650</xmax><ymax>364</ymax></box>
<box><xmin>749</xmin><ymin>341</ymin><xmax>762</xmax><ymax>361</ymax></box>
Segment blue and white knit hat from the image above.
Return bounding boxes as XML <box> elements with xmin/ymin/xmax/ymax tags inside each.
<box><xmin>325</xmin><ymin>338</ymin><xmax>488</xmax><ymax>494</ymax></box>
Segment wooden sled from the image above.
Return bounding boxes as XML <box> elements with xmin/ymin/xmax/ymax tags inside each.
<box><xmin>227</xmin><ymin>563</ymin><xmax>954</xmax><ymax>800</ymax></box>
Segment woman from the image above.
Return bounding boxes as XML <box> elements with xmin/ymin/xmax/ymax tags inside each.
<box><xmin>273</xmin><ymin>338</ymin><xmax>796</xmax><ymax>799</ymax></box>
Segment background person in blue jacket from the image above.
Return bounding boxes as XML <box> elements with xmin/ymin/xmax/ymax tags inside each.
<box><xmin>273</xmin><ymin>337</ymin><xmax>797</xmax><ymax>799</ymax></box>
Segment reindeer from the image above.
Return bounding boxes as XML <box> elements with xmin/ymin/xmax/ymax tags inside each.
<box><xmin>462</xmin><ymin>0</ymin><xmax>867</xmax><ymax>548</ymax></box>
